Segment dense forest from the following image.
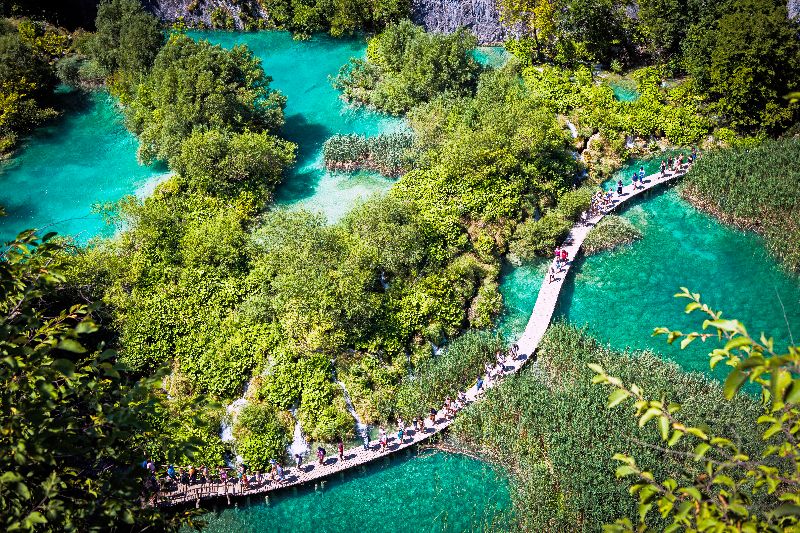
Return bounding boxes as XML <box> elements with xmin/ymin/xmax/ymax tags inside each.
<box><xmin>1</xmin><ymin>0</ymin><xmax>799</xmax><ymax>530</ymax></box>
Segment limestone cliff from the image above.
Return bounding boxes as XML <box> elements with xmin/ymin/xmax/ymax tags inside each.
<box><xmin>410</xmin><ymin>0</ymin><xmax>509</xmax><ymax>44</ymax></box>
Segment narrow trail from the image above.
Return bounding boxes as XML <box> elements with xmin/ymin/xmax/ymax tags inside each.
<box><xmin>156</xmin><ymin>164</ymin><xmax>688</xmax><ymax>508</ymax></box>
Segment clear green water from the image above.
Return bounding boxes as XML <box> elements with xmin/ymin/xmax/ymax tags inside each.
<box><xmin>0</xmin><ymin>89</ymin><xmax>167</xmax><ymax>244</ymax></box>
<box><xmin>189</xmin><ymin>31</ymin><xmax>405</xmax><ymax>222</ymax></box>
<box><xmin>473</xmin><ymin>46</ymin><xmax>510</xmax><ymax>69</ymax></box>
<box><xmin>197</xmin><ymin>451</ymin><xmax>511</xmax><ymax>533</ymax></box>
<box><xmin>500</xmin><ymin>159</ymin><xmax>800</xmax><ymax>376</ymax></box>
<box><xmin>609</xmin><ymin>82</ymin><xmax>639</xmax><ymax>102</ymax></box>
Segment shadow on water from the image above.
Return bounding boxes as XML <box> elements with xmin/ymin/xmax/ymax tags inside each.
<box><xmin>275</xmin><ymin>113</ymin><xmax>333</xmax><ymax>203</ymax></box>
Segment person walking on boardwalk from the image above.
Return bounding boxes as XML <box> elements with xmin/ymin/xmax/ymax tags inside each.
<box><xmin>337</xmin><ymin>439</ymin><xmax>344</xmax><ymax>461</ymax></box>
<box><xmin>554</xmin><ymin>247</ymin><xmax>562</xmax><ymax>268</ymax></box>
<box><xmin>295</xmin><ymin>453</ymin><xmax>303</xmax><ymax>470</ymax></box>
<box><xmin>660</xmin><ymin>159</ymin><xmax>666</xmax><ymax>177</ymax></box>
<box><xmin>362</xmin><ymin>430</ymin><xmax>370</xmax><ymax>451</ymax></box>
<box><xmin>317</xmin><ymin>446</ymin><xmax>326</xmax><ymax>465</ymax></box>
<box><xmin>379</xmin><ymin>426</ymin><xmax>388</xmax><ymax>451</ymax></box>
<box><xmin>617</xmin><ymin>179</ymin><xmax>623</xmax><ymax>195</ymax></box>
<box><xmin>397</xmin><ymin>425</ymin><xmax>404</xmax><ymax>445</ymax></box>
<box><xmin>668</xmin><ymin>155</ymin><xmax>674</xmax><ymax>171</ymax></box>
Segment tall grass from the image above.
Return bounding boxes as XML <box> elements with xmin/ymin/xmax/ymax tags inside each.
<box><xmin>394</xmin><ymin>330</ymin><xmax>503</xmax><ymax>419</ymax></box>
<box><xmin>449</xmin><ymin>323</ymin><xmax>764</xmax><ymax>531</ymax></box>
<box><xmin>682</xmin><ymin>138</ymin><xmax>800</xmax><ymax>272</ymax></box>
<box><xmin>323</xmin><ymin>132</ymin><xmax>414</xmax><ymax>177</ymax></box>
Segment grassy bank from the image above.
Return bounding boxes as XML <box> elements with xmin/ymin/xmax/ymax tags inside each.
<box><xmin>448</xmin><ymin>323</ymin><xmax>764</xmax><ymax>531</ymax></box>
<box><xmin>681</xmin><ymin>138</ymin><xmax>800</xmax><ymax>272</ymax></box>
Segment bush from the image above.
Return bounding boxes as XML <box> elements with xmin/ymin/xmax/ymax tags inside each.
<box><xmin>128</xmin><ymin>34</ymin><xmax>287</xmax><ymax>164</ymax></box>
<box><xmin>333</xmin><ymin>20</ymin><xmax>481</xmax><ymax>114</ymax></box>
<box><xmin>556</xmin><ymin>187</ymin><xmax>592</xmax><ymax>221</ymax></box>
<box><xmin>583</xmin><ymin>215</ymin><xmax>642</xmax><ymax>255</ymax></box>
<box><xmin>55</xmin><ymin>54</ymin><xmax>84</xmax><ymax>87</ymax></box>
<box><xmin>233</xmin><ymin>403</ymin><xmax>291</xmax><ymax>469</ymax></box>
<box><xmin>509</xmin><ymin>212</ymin><xmax>572</xmax><ymax>262</ymax></box>
<box><xmin>171</xmin><ymin>129</ymin><xmax>296</xmax><ymax>199</ymax></box>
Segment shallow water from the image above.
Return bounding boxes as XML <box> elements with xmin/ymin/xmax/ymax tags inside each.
<box><xmin>0</xmin><ymin>89</ymin><xmax>166</xmax><ymax>243</ymax></box>
<box><xmin>609</xmin><ymin>81</ymin><xmax>639</xmax><ymax>102</ymax></box>
<box><xmin>190</xmin><ymin>31</ymin><xmax>405</xmax><ymax>222</ymax></box>
<box><xmin>499</xmin><ymin>159</ymin><xmax>800</xmax><ymax>375</ymax></box>
<box><xmin>197</xmin><ymin>451</ymin><xmax>511</xmax><ymax>533</ymax></box>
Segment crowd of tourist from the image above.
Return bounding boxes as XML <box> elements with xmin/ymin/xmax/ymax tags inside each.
<box><xmin>143</xmin><ymin>344</ymin><xmax>522</xmax><ymax>505</ymax></box>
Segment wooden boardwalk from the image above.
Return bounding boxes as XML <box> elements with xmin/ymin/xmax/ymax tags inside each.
<box><xmin>156</xmin><ymin>164</ymin><xmax>687</xmax><ymax>508</ymax></box>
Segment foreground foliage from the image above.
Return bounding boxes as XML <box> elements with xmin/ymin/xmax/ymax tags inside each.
<box><xmin>682</xmin><ymin>138</ymin><xmax>800</xmax><ymax>272</ymax></box>
<box><xmin>593</xmin><ymin>288</ymin><xmax>800</xmax><ymax>530</ymax></box>
<box><xmin>0</xmin><ymin>232</ymin><xmax>196</xmax><ymax>531</ymax></box>
<box><xmin>451</xmin><ymin>322</ymin><xmax>763</xmax><ymax>531</ymax></box>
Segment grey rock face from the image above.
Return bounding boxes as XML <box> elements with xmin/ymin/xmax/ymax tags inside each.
<box><xmin>410</xmin><ymin>0</ymin><xmax>510</xmax><ymax>44</ymax></box>
<box><xmin>142</xmin><ymin>0</ymin><xmax>265</xmax><ymax>28</ymax></box>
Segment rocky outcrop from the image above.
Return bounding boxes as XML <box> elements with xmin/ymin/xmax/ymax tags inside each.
<box><xmin>141</xmin><ymin>0</ymin><xmax>265</xmax><ymax>29</ymax></box>
<box><xmin>410</xmin><ymin>0</ymin><xmax>510</xmax><ymax>44</ymax></box>
<box><xmin>141</xmin><ymin>0</ymin><xmax>800</xmax><ymax>40</ymax></box>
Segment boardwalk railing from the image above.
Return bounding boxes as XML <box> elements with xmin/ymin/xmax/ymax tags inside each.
<box><xmin>152</xmin><ymin>163</ymin><xmax>688</xmax><ymax>508</ymax></box>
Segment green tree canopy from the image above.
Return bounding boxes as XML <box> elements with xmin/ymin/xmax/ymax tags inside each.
<box><xmin>0</xmin><ymin>231</ymin><xmax>195</xmax><ymax>531</ymax></box>
<box><xmin>333</xmin><ymin>20</ymin><xmax>482</xmax><ymax>114</ymax></box>
<box><xmin>90</xmin><ymin>0</ymin><xmax>164</xmax><ymax>78</ymax></box>
<box><xmin>682</xmin><ymin>0</ymin><xmax>800</xmax><ymax>132</ymax></box>
<box><xmin>128</xmin><ymin>33</ymin><xmax>287</xmax><ymax>164</ymax></box>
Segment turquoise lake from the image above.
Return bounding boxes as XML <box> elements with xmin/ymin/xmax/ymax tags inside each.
<box><xmin>499</xmin><ymin>156</ymin><xmax>800</xmax><ymax>376</ymax></box>
<box><xmin>189</xmin><ymin>30</ymin><xmax>404</xmax><ymax>223</ymax></box>
<box><xmin>0</xmin><ymin>89</ymin><xmax>168</xmax><ymax>244</ymax></box>
<box><xmin>0</xmin><ymin>32</ymin><xmax>401</xmax><ymax>243</ymax></box>
<box><xmin>196</xmin><ymin>451</ymin><xmax>512</xmax><ymax>533</ymax></box>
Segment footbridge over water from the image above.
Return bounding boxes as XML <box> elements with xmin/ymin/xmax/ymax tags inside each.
<box><xmin>157</xmin><ymin>163</ymin><xmax>689</xmax><ymax>508</ymax></box>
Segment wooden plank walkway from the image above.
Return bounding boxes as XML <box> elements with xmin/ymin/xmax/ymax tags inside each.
<box><xmin>155</xmin><ymin>163</ymin><xmax>688</xmax><ymax>509</ymax></box>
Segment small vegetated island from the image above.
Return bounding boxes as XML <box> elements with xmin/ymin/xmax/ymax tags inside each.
<box><xmin>1</xmin><ymin>0</ymin><xmax>800</xmax><ymax>530</ymax></box>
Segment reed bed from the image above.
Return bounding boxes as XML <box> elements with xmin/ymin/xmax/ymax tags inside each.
<box><xmin>323</xmin><ymin>132</ymin><xmax>414</xmax><ymax>177</ymax></box>
<box><xmin>682</xmin><ymin>138</ymin><xmax>800</xmax><ymax>272</ymax></box>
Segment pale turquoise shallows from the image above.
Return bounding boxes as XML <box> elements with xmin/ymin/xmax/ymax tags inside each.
<box><xmin>189</xmin><ymin>30</ymin><xmax>405</xmax><ymax>223</ymax></box>
<box><xmin>0</xmin><ymin>89</ymin><xmax>167</xmax><ymax>244</ymax></box>
<box><xmin>197</xmin><ymin>452</ymin><xmax>512</xmax><ymax>533</ymax></box>
<box><xmin>499</xmin><ymin>158</ymin><xmax>800</xmax><ymax>376</ymax></box>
